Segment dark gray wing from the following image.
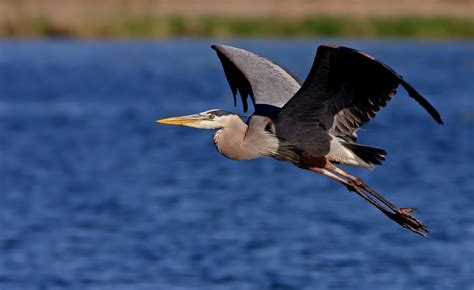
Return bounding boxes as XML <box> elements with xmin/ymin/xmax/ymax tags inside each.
<box><xmin>276</xmin><ymin>45</ymin><xmax>443</xmax><ymax>141</ymax></box>
<box><xmin>212</xmin><ymin>44</ymin><xmax>303</xmax><ymax>114</ymax></box>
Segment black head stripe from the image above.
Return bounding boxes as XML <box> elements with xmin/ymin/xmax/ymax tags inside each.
<box><xmin>207</xmin><ymin>109</ymin><xmax>233</xmax><ymax>116</ymax></box>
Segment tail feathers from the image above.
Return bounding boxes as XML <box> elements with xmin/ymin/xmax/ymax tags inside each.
<box><xmin>342</xmin><ymin>142</ymin><xmax>387</xmax><ymax>166</ymax></box>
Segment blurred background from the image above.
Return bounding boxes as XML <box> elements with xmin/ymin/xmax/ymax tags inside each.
<box><xmin>1</xmin><ymin>0</ymin><xmax>473</xmax><ymax>38</ymax></box>
<box><xmin>1</xmin><ymin>1</ymin><xmax>473</xmax><ymax>290</ymax></box>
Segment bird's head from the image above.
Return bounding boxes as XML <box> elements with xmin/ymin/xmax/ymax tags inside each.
<box><xmin>157</xmin><ymin>109</ymin><xmax>237</xmax><ymax>129</ymax></box>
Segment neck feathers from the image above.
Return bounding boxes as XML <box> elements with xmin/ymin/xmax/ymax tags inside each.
<box><xmin>213</xmin><ymin>115</ymin><xmax>279</xmax><ymax>160</ymax></box>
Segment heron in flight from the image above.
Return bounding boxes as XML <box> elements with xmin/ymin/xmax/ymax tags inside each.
<box><xmin>158</xmin><ymin>44</ymin><xmax>443</xmax><ymax>237</ymax></box>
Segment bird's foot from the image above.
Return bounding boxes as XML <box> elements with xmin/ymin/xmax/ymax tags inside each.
<box><xmin>399</xmin><ymin>207</ymin><xmax>417</xmax><ymax>214</ymax></box>
<box><xmin>340</xmin><ymin>180</ymin><xmax>428</xmax><ymax>237</ymax></box>
<box><xmin>388</xmin><ymin>208</ymin><xmax>429</xmax><ymax>238</ymax></box>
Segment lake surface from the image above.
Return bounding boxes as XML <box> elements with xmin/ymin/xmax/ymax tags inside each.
<box><xmin>0</xmin><ymin>39</ymin><xmax>473</xmax><ymax>290</ymax></box>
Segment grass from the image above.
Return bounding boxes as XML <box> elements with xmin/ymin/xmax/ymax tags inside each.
<box><xmin>1</xmin><ymin>15</ymin><xmax>473</xmax><ymax>39</ymax></box>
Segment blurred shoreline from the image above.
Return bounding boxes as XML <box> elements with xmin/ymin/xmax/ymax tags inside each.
<box><xmin>1</xmin><ymin>0</ymin><xmax>473</xmax><ymax>39</ymax></box>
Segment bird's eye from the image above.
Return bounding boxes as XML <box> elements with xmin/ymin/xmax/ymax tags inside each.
<box><xmin>208</xmin><ymin>114</ymin><xmax>216</xmax><ymax>120</ymax></box>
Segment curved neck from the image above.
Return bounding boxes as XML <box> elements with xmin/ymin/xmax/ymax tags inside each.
<box><xmin>213</xmin><ymin>116</ymin><xmax>250</xmax><ymax>160</ymax></box>
<box><xmin>213</xmin><ymin>115</ymin><xmax>279</xmax><ymax>160</ymax></box>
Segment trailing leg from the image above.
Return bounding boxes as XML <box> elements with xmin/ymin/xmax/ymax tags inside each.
<box><xmin>307</xmin><ymin>165</ymin><xmax>429</xmax><ymax>237</ymax></box>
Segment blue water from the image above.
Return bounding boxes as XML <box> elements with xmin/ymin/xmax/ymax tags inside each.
<box><xmin>0</xmin><ymin>39</ymin><xmax>473</xmax><ymax>290</ymax></box>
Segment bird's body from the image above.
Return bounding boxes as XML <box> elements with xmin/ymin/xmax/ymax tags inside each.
<box><xmin>158</xmin><ymin>44</ymin><xmax>443</xmax><ymax>237</ymax></box>
<box><xmin>212</xmin><ymin>114</ymin><xmax>368</xmax><ymax>169</ymax></box>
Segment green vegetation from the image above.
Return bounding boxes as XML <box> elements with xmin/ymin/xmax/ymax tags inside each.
<box><xmin>2</xmin><ymin>15</ymin><xmax>473</xmax><ymax>39</ymax></box>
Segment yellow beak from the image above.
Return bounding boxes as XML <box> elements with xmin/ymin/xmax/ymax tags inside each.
<box><xmin>156</xmin><ymin>114</ymin><xmax>203</xmax><ymax>126</ymax></box>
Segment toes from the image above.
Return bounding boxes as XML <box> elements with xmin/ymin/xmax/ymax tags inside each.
<box><xmin>399</xmin><ymin>208</ymin><xmax>418</xmax><ymax>214</ymax></box>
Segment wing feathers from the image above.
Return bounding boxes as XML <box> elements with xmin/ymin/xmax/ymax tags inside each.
<box><xmin>276</xmin><ymin>45</ymin><xmax>443</xmax><ymax>141</ymax></box>
<box><xmin>400</xmin><ymin>79</ymin><xmax>444</xmax><ymax>124</ymax></box>
<box><xmin>212</xmin><ymin>44</ymin><xmax>301</xmax><ymax>114</ymax></box>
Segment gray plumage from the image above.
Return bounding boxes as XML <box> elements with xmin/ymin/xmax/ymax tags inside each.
<box><xmin>158</xmin><ymin>44</ymin><xmax>443</xmax><ymax>237</ymax></box>
<box><xmin>212</xmin><ymin>44</ymin><xmax>302</xmax><ymax>113</ymax></box>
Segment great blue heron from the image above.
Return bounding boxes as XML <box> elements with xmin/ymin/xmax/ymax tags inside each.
<box><xmin>158</xmin><ymin>44</ymin><xmax>443</xmax><ymax>237</ymax></box>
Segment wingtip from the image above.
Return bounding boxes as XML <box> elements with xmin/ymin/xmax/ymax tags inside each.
<box><xmin>429</xmin><ymin>108</ymin><xmax>444</xmax><ymax>125</ymax></box>
<box><xmin>400</xmin><ymin>79</ymin><xmax>444</xmax><ymax>126</ymax></box>
<box><xmin>211</xmin><ymin>44</ymin><xmax>225</xmax><ymax>52</ymax></box>
<box><xmin>426</xmin><ymin>107</ymin><xmax>444</xmax><ymax>125</ymax></box>
<box><xmin>428</xmin><ymin>106</ymin><xmax>444</xmax><ymax>125</ymax></box>
<box><xmin>211</xmin><ymin>44</ymin><xmax>230</xmax><ymax>52</ymax></box>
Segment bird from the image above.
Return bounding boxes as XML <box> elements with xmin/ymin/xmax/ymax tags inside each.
<box><xmin>157</xmin><ymin>44</ymin><xmax>443</xmax><ymax>237</ymax></box>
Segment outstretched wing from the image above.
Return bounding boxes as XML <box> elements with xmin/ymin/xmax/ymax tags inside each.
<box><xmin>212</xmin><ymin>44</ymin><xmax>303</xmax><ymax>114</ymax></box>
<box><xmin>276</xmin><ymin>45</ymin><xmax>443</xmax><ymax>141</ymax></box>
